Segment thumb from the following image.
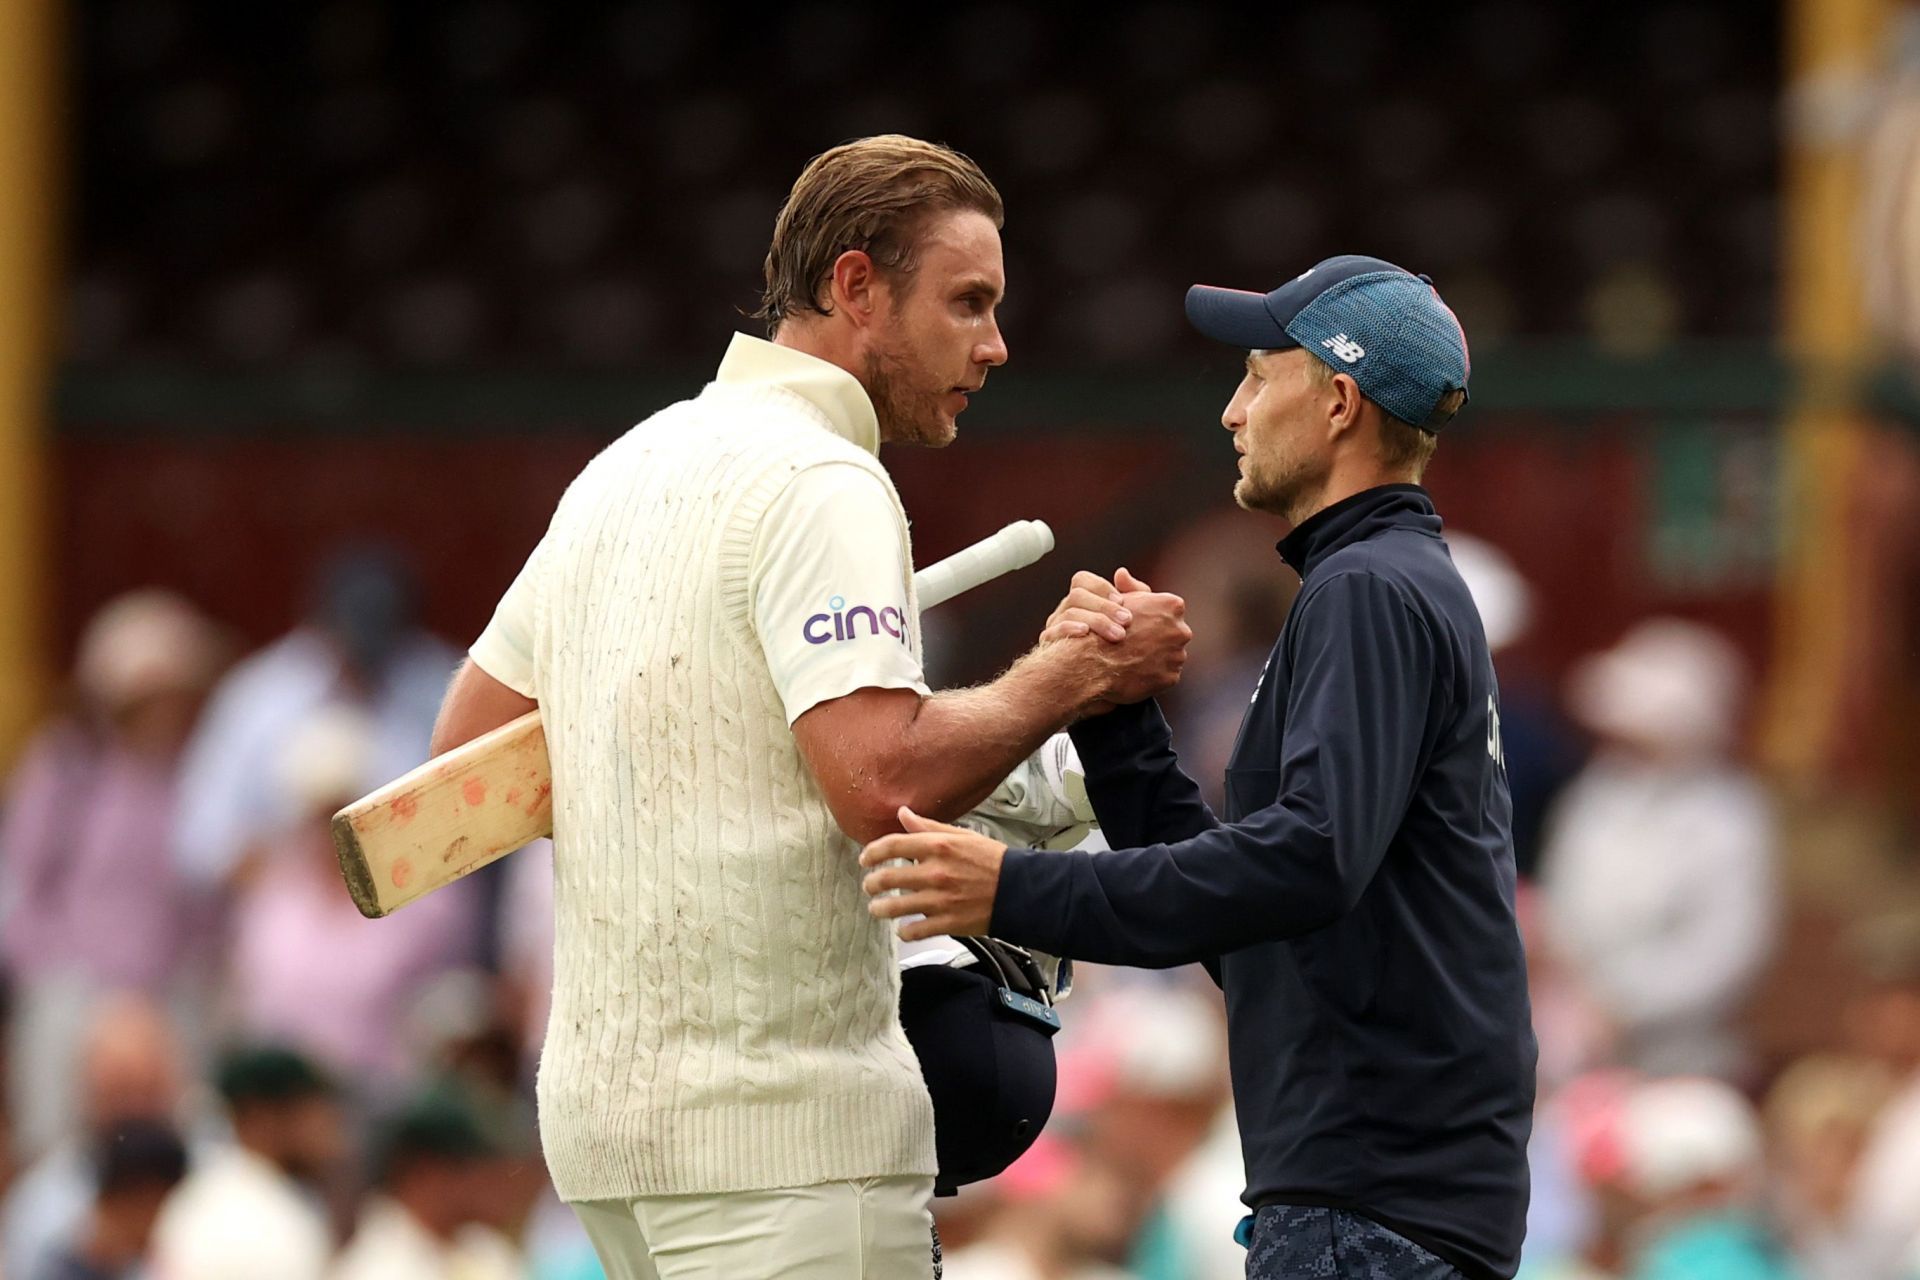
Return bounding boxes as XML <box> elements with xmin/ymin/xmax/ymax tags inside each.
<box><xmin>1115</xmin><ymin>566</ymin><xmax>1152</xmax><ymax>593</ymax></box>
<box><xmin>897</xmin><ymin>806</ymin><xmax>959</xmax><ymax>834</ymax></box>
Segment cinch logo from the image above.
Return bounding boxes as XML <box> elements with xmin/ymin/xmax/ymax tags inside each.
<box><xmin>1321</xmin><ymin>333</ymin><xmax>1365</xmax><ymax>363</ymax></box>
<box><xmin>803</xmin><ymin>595</ymin><xmax>908</xmax><ymax>646</ymax></box>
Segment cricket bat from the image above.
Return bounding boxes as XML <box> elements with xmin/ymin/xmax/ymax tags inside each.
<box><xmin>334</xmin><ymin>519</ymin><xmax>1056</xmax><ymax>918</ymax></box>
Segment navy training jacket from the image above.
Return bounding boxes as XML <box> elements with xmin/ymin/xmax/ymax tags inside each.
<box><xmin>991</xmin><ymin>484</ymin><xmax>1537</xmax><ymax>1280</ymax></box>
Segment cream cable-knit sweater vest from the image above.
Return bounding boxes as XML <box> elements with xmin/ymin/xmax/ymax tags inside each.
<box><xmin>529</xmin><ymin>380</ymin><xmax>936</xmax><ymax>1201</ymax></box>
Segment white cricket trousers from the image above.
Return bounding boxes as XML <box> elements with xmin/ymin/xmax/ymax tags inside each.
<box><xmin>571</xmin><ymin>1175</ymin><xmax>937</xmax><ymax>1279</ymax></box>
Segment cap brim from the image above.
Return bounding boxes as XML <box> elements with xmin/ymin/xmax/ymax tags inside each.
<box><xmin>1185</xmin><ymin>285</ymin><xmax>1295</xmax><ymax>351</ymax></box>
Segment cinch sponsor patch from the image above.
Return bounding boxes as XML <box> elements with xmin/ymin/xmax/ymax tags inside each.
<box><xmin>802</xmin><ymin>594</ymin><xmax>908</xmax><ymax>646</ymax></box>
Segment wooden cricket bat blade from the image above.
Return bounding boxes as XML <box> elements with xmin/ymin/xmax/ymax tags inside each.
<box><xmin>332</xmin><ymin>709</ymin><xmax>554</xmax><ymax>918</ymax></box>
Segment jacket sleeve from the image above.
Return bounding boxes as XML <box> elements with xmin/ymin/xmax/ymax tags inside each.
<box><xmin>990</xmin><ymin>572</ymin><xmax>1437</xmax><ymax>968</ymax></box>
<box><xmin>1068</xmin><ymin>700</ymin><xmax>1220</xmax><ymax>848</ymax></box>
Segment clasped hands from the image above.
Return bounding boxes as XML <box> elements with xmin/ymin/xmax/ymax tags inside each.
<box><xmin>859</xmin><ymin>568</ymin><xmax>1190</xmax><ymax>940</ymax></box>
<box><xmin>1043</xmin><ymin>566</ymin><xmax>1192</xmax><ymax>717</ymax></box>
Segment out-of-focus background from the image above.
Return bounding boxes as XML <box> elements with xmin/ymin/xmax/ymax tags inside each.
<box><xmin>2</xmin><ymin>0</ymin><xmax>1920</xmax><ymax>1277</ymax></box>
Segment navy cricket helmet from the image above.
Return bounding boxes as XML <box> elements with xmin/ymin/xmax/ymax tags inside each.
<box><xmin>899</xmin><ymin>936</ymin><xmax>1064</xmax><ymax>1195</ymax></box>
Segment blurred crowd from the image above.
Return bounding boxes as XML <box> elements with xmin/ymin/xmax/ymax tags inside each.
<box><xmin>0</xmin><ymin>529</ymin><xmax>1916</xmax><ymax>1280</ymax></box>
<box><xmin>0</xmin><ymin>550</ymin><xmax>598</xmax><ymax>1280</ymax></box>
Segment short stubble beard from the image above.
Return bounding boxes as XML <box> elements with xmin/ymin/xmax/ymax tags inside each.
<box><xmin>864</xmin><ymin>340</ymin><xmax>955</xmax><ymax>448</ymax></box>
<box><xmin>1234</xmin><ymin>446</ymin><xmax>1326</xmax><ymax>526</ymax></box>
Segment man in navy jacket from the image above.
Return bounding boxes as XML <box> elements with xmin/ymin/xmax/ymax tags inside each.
<box><xmin>863</xmin><ymin>256</ymin><xmax>1537</xmax><ymax>1280</ymax></box>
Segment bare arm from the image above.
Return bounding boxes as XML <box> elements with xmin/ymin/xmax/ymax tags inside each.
<box><xmin>431</xmin><ymin>658</ymin><xmax>537</xmax><ymax>757</ymax></box>
<box><xmin>794</xmin><ymin>590</ymin><xmax>1189</xmax><ymax>844</ymax></box>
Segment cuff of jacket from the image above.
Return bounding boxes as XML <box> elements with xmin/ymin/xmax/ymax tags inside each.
<box><xmin>1067</xmin><ymin>699</ymin><xmax>1173</xmax><ymax>768</ymax></box>
<box><xmin>989</xmin><ymin>846</ymin><xmax>1082</xmax><ymax>955</ymax></box>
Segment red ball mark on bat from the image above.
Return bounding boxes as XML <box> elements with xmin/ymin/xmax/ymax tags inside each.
<box><xmin>462</xmin><ymin>777</ymin><xmax>488</xmax><ymax>807</ymax></box>
<box><xmin>391</xmin><ymin>794</ymin><xmax>418</xmax><ymax>823</ymax></box>
<box><xmin>527</xmin><ymin>780</ymin><xmax>552</xmax><ymax>816</ymax></box>
<box><xmin>505</xmin><ymin>787</ymin><xmax>522</xmax><ymax>806</ymax></box>
<box><xmin>391</xmin><ymin>859</ymin><xmax>413</xmax><ymax>890</ymax></box>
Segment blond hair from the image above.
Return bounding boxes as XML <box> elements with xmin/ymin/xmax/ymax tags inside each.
<box><xmin>756</xmin><ymin>135</ymin><xmax>1003</xmax><ymax>331</ymax></box>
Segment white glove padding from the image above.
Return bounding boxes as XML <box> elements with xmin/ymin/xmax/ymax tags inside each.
<box><xmin>944</xmin><ymin>734</ymin><xmax>1104</xmax><ymax>999</ymax></box>
<box><xmin>955</xmin><ymin>733</ymin><xmax>1097</xmax><ymax>852</ymax></box>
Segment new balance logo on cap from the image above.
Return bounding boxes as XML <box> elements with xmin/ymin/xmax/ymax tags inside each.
<box><xmin>1321</xmin><ymin>333</ymin><xmax>1365</xmax><ymax>363</ymax></box>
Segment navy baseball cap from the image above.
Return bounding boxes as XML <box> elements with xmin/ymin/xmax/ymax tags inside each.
<box><xmin>1186</xmin><ymin>254</ymin><xmax>1471</xmax><ymax>431</ymax></box>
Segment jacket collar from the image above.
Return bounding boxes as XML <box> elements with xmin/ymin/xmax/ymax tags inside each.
<box><xmin>1276</xmin><ymin>484</ymin><xmax>1439</xmax><ymax>578</ymax></box>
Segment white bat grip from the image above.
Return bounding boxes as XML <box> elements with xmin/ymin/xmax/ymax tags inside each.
<box><xmin>912</xmin><ymin>520</ymin><xmax>1055</xmax><ymax>610</ymax></box>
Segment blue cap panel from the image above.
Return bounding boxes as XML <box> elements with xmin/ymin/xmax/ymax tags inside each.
<box><xmin>1260</xmin><ymin>255</ymin><xmax>1408</xmax><ymax>332</ymax></box>
<box><xmin>1284</xmin><ymin>272</ymin><xmax>1470</xmax><ymax>429</ymax></box>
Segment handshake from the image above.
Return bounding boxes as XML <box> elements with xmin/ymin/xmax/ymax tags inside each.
<box><xmin>1037</xmin><ymin>566</ymin><xmax>1192</xmax><ymax>718</ymax></box>
<box><xmin>857</xmin><ymin>567</ymin><xmax>1190</xmax><ymax>942</ymax></box>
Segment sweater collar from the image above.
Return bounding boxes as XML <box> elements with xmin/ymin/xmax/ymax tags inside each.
<box><xmin>714</xmin><ymin>333</ymin><xmax>880</xmax><ymax>455</ymax></box>
<box><xmin>1276</xmin><ymin>483</ymin><xmax>1440</xmax><ymax>578</ymax></box>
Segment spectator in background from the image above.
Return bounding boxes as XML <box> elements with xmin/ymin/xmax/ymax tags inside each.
<box><xmin>496</xmin><ymin>837</ymin><xmax>557</xmax><ymax>1073</ymax></box>
<box><xmin>399</xmin><ymin>973</ymin><xmax>551</xmax><ymax>1258</ymax></box>
<box><xmin>1839</xmin><ymin>910</ymin><xmax>1920</xmax><ymax>1279</ymax></box>
<box><xmin>401</xmin><ymin>969</ymin><xmax>528</xmax><ymax>1114</ymax></box>
<box><xmin>151</xmin><ymin>1045</ymin><xmax>344</xmax><ymax>1280</ymax></box>
<box><xmin>1061</xmin><ymin>980</ymin><xmax>1231</xmax><ymax>1279</ymax></box>
<box><xmin>1616</xmin><ymin>1077</ymin><xmax>1798</xmax><ymax>1280</ymax></box>
<box><xmin>1540</xmin><ymin>618</ymin><xmax>1778</xmax><ymax>1079</ymax></box>
<box><xmin>224</xmin><ymin>705</ymin><xmax>478</xmax><ymax>1088</ymax></box>
<box><xmin>1519</xmin><ymin>886</ymin><xmax>1619</xmax><ymax>1271</ymax></box>
<box><xmin>1</xmin><ymin>590</ymin><xmax>227</xmax><ymax>1156</ymax></box>
<box><xmin>1447</xmin><ymin>532</ymin><xmax>1583</xmax><ymax>880</ymax></box>
<box><xmin>330</xmin><ymin>1086</ymin><xmax>522</xmax><ymax>1280</ymax></box>
<box><xmin>1762</xmin><ymin>1053</ymin><xmax>1895</xmax><ymax>1280</ymax></box>
<box><xmin>1518</xmin><ymin>1070</ymin><xmax>1643</xmax><ymax>1280</ymax></box>
<box><xmin>3</xmin><ymin>997</ymin><xmax>198</xmax><ymax>1280</ymax></box>
<box><xmin>35</xmin><ymin>1119</ymin><xmax>188</xmax><ymax>1280</ymax></box>
<box><xmin>942</xmin><ymin>1135</ymin><xmax>1142</xmax><ymax>1280</ymax></box>
<box><xmin>171</xmin><ymin>545</ymin><xmax>457</xmax><ymax>894</ymax></box>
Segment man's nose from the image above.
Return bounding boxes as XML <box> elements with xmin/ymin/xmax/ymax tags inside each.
<box><xmin>976</xmin><ymin>324</ymin><xmax>1008</xmax><ymax>368</ymax></box>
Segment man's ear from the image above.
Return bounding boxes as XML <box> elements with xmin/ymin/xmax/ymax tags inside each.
<box><xmin>1327</xmin><ymin>371</ymin><xmax>1365</xmax><ymax>441</ymax></box>
<box><xmin>826</xmin><ymin>249</ymin><xmax>882</xmax><ymax>327</ymax></box>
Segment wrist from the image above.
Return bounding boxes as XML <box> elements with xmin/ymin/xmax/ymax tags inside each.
<box><xmin>1025</xmin><ymin>639</ymin><xmax>1105</xmax><ymax>722</ymax></box>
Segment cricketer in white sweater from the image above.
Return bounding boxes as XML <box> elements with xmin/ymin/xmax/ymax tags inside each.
<box><xmin>470</xmin><ymin>334</ymin><xmax>939</xmax><ymax>1202</ymax></box>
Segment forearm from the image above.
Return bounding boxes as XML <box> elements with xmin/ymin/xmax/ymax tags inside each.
<box><xmin>988</xmin><ymin>815</ymin><xmax>1351</xmax><ymax>967</ymax></box>
<box><xmin>884</xmin><ymin>642</ymin><xmax>1099</xmax><ymax>825</ymax></box>
<box><xmin>1008</xmin><ymin>826</ymin><xmax>1382</xmax><ymax>966</ymax></box>
<box><xmin>1071</xmin><ymin>700</ymin><xmax>1219</xmax><ymax>847</ymax></box>
<box><xmin>430</xmin><ymin>658</ymin><xmax>537</xmax><ymax>757</ymax></box>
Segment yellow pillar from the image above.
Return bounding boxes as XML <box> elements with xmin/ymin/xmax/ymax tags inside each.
<box><xmin>0</xmin><ymin>0</ymin><xmax>58</xmax><ymax>768</ymax></box>
<box><xmin>1763</xmin><ymin>0</ymin><xmax>1893</xmax><ymax>777</ymax></box>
